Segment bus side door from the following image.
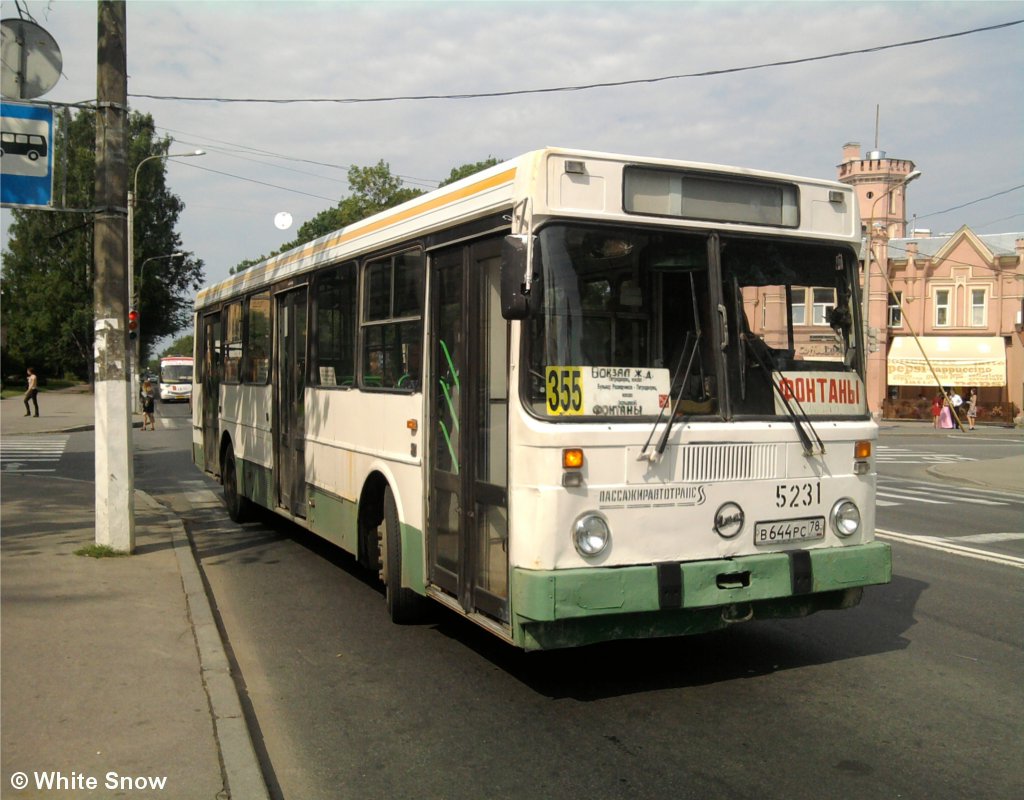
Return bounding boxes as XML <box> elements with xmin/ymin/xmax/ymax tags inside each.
<box><xmin>275</xmin><ymin>287</ymin><xmax>308</xmax><ymax>517</ymax></box>
<box><xmin>428</xmin><ymin>238</ymin><xmax>509</xmax><ymax>622</ymax></box>
<box><xmin>200</xmin><ymin>311</ymin><xmax>221</xmax><ymax>473</ymax></box>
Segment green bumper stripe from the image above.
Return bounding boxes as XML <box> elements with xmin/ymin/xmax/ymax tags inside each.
<box><xmin>512</xmin><ymin>541</ymin><xmax>892</xmax><ymax>622</ymax></box>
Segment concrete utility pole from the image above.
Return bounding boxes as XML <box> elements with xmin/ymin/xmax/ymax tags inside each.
<box><xmin>93</xmin><ymin>0</ymin><xmax>134</xmax><ymax>552</ymax></box>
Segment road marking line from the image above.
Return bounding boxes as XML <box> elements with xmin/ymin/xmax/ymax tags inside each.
<box><xmin>956</xmin><ymin>532</ymin><xmax>1024</xmax><ymax>543</ymax></box>
<box><xmin>876</xmin><ymin>529</ymin><xmax>1024</xmax><ymax>569</ymax></box>
<box><xmin>876</xmin><ymin>491</ymin><xmax>948</xmax><ymax>504</ymax></box>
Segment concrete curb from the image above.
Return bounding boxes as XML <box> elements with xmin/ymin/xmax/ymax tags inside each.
<box><xmin>139</xmin><ymin>492</ymin><xmax>270</xmax><ymax>800</ymax></box>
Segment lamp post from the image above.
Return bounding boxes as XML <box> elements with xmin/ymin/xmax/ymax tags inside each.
<box><xmin>862</xmin><ymin>169</ymin><xmax>921</xmax><ymax>417</ymax></box>
<box><xmin>128</xmin><ymin>148</ymin><xmax>203</xmax><ymax>411</ymax></box>
<box><xmin>132</xmin><ymin>251</ymin><xmax>185</xmax><ymax>411</ymax></box>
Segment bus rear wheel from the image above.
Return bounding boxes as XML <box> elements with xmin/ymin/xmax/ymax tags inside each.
<box><xmin>222</xmin><ymin>443</ymin><xmax>252</xmax><ymax>523</ymax></box>
<box><xmin>380</xmin><ymin>486</ymin><xmax>426</xmax><ymax>624</ymax></box>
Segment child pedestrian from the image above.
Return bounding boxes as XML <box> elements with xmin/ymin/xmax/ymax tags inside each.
<box><xmin>141</xmin><ymin>380</ymin><xmax>156</xmax><ymax>431</ymax></box>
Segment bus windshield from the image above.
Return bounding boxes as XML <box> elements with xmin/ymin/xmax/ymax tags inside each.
<box><xmin>161</xmin><ymin>364</ymin><xmax>193</xmax><ymax>383</ymax></box>
<box><xmin>524</xmin><ymin>223</ymin><xmax>865</xmax><ymax>421</ymax></box>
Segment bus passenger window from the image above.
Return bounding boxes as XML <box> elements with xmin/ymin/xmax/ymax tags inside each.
<box><xmin>315</xmin><ymin>265</ymin><xmax>356</xmax><ymax>386</ymax></box>
<box><xmin>360</xmin><ymin>251</ymin><xmax>424</xmax><ymax>390</ymax></box>
<box><xmin>244</xmin><ymin>292</ymin><xmax>271</xmax><ymax>383</ymax></box>
<box><xmin>223</xmin><ymin>302</ymin><xmax>243</xmax><ymax>383</ymax></box>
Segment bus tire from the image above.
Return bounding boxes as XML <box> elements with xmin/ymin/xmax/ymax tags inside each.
<box><xmin>382</xmin><ymin>486</ymin><xmax>425</xmax><ymax>624</ymax></box>
<box><xmin>222</xmin><ymin>443</ymin><xmax>252</xmax><ymax>523</ymax></box>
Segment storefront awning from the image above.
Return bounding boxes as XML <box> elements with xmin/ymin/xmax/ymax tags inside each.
<box><xmin>887</xmin><ymin>336</ymin><xmax>1006</xmax><ymax>387</ymax></box>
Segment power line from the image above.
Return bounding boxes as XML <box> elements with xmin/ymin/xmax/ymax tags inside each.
<box><xmin>177</xmin><ymin>161</ymin><xmax>340</xmax><ymax>203</ymax></box>
<box><xmin>128</xmin><ymin>20</ymin><xmax>1023</xmax><ymax>105</ymax></box>
<box><xmin>912</xmin><ymin>184</ymin><xmax>1024</xmax><ymax>223</ymax></box>
<box><xmin>156</xmin><ymin>126</ymin><xmax>442</xmax><ymax>188</ymax></box>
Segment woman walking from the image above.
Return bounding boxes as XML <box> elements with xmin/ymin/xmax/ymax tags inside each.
<box><xmin>23</xmin><ymin>367</ymin><xmax>39</xmax><ymax>417</ymax></box>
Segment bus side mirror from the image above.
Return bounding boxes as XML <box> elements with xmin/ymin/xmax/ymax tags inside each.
<box><xmin>501</xmin><ymin>234</ymin><xmax>537</xmax><ymax>320</ymax></box>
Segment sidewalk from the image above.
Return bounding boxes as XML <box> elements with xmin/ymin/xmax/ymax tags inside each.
<box><xmin>1</xmin><ymin>383</ymin><xmax>135</xmax><ymax>436</ymax></box>
<box><xmin>878</xmin><ymin>419</ymin><xmax>1024</xmax><ymax>492</ymax></box>
<box><xmin>1</xmin><ymin>388</ymin><xmax>268</xmax><ymax>800</ymax></box>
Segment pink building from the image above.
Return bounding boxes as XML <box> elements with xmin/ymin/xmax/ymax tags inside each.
<box><xmin>837</xmin><ymin>143</ymin><xmax>1024</xmax><ymax>425</ymax></box>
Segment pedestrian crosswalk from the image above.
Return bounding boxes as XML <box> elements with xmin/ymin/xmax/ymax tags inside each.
<box><xmin>876</xmin><ymin>475</ymin><xmax>1023</xmax><ymax>508</ymax></box>
<box><xmin>141</xmin><ymin>416</ymin><xmax>190</xmax><ymax>431</ymax></box>
<box><xmin>875</xmin><ymin>445</ymin><xmax>976</xmax><ymax>465</ymax></box>
<box><xmin>0</xmin><ymin>434</ymin><xmax>69</xmax><ymax>473</ymax></box>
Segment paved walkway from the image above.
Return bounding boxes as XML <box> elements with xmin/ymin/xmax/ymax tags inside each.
<box><xmin>1</xmin><ymin>387</ymin><xmax>268</xmax><ymax>800</ymax></box>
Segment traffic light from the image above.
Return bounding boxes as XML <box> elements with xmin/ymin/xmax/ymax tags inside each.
<box><xmin>128</xmin><ymin>309</ymin><xmax>139</xmax><ymax>340</ymax></box>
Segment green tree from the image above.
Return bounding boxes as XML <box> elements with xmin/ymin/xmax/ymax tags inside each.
<box><xmin>160</xmin><ymin>334</ymin><xmax>194</xmax><ymax>359</ymax></box>
<box><xmin>1</xmin><ymin>110</ymin><xmax>204</xmax><ymax>380</ymax></box>
<box><xmin>439</xmin><ymin>156</ymin><xmax>502</xmax><ymax>187</ymax></box>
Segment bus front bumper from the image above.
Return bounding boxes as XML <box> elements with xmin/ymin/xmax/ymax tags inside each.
<box><xmin>510</xmin><ymin>541</ymin><xmax>891</xmax><ymax>650</ymax></box>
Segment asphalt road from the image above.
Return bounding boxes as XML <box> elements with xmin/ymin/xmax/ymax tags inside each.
<box><xmin>33</xmin><ymin>413</ymin><xmax>1024</xmax><ymax>800</ymax></box>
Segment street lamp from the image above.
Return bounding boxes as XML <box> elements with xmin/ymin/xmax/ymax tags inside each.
<box><xmin>132</xmin><ymin>251</ymin><xmax>185</xmax><ymax>411</ymax></box>
<box><xmin>862</xmin><ymin>169</ymin><xmax>921</xmax><ymax>416</ymax></box>
<box><xmin>127</xmin><ymin>148</ymin><xmax>204</xmax><ymax>309</ymax></box>
<box><xmin>127</xmin><ymin>149</ymin><xmax>203</xmax><ymax>411</ymax></box>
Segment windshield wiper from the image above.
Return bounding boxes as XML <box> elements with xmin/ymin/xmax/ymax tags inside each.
<box><xmin>639</xmin><ymin>331</ymin><xmax>701</xmax><ymax>462</ymax></box>
<box><xmin>742</xmin><ymin>337</ymin><xmax>826</xmax><ymax>456</ymax></box>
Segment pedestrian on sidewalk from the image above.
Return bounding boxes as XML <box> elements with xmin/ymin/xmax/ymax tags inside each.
<box><xmin>966</xmin><ymin>388</ymin><xmax>978</xmax><ymax>430</ymax></box>
<box><xmin>141</xmin><ymin>379</ymin><xmax>156</xmax><ymax>430</ymax></box>
<box><xmin>931</xmin><ymin>393</ymin><xmax>942</xmax><ymax>429</ymax></box>
<box><xmin>939</xmin><ymin>396</ymin><xmax>954</xmax><ymax>429</ymax></box>
<box><xmin>23</xmin><ymin>367</ymin><xmax>39</xmax><ymax>417</ymax></box>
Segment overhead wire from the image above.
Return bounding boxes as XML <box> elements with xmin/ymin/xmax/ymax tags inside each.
<box><xmin>910</xmin><ymin>185</ymin><xmax>1024</xmax><ymax>224</ymax></box>
<box><xmin>128</xmin><ymin>20</ymin><xmax>1023</xmax><ymax>105</ymax></box>
<box><xmin>155</xmin><ymin>126</ymin><xmax>442</xmax><ymax>189</ymax></box>
<box><xmin>175</xmin><ymin>161</ymin><xmax>340</xmax><ymax>203</ymax></box>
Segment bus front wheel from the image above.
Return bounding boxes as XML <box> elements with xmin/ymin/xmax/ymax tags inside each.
<box><xmin>222</xmin><ymin>443</ymin><xmax>252</xmax><ymax>523</ymax></box>
<box><xmin>381</xmin><ymin>486</ymin><xmax>425</xmax><ymax>624</ymax></box>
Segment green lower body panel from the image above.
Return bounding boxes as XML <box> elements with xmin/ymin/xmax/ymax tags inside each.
<box><xmin>239</xmin><ymin>458</ymin><xmax>274</xmax><ymax>509</ymax></box>
<box><xmin>510</xmin><ymin>541</ymin><xmax>891</xmax><ymax>650</ymax></box>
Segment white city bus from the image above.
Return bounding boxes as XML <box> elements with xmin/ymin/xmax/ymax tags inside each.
<box><xmin>159</xmin><ymin>355</ymin><xmax>193</xmax><ymax>402</ymax></box>
<box><xmin>193</xmin><ymin>148</ymin><xmax>890</xmax><ymax>650</ymax></box>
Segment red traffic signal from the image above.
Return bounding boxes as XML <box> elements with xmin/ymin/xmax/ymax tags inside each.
<box><xmin>128</xmin><ymin>309</ymin><xmax>139</xmax><ymax>338</ymax></box>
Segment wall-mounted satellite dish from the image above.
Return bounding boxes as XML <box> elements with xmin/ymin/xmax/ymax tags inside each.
<box><xmin>1</xmin><ymin>18</ymin><xmax>63</xmax><ymax>100</ymax></box>
<box><xmin>274</xmin><ymin>212</ymin><xmax>293</xmax><ymax>231</ymax></box>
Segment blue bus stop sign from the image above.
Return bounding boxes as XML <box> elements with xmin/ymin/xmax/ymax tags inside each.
<box><xmin>1</xmin><ymin>101</ymin><xmax>54</xmax><ymax>208</ymax></box>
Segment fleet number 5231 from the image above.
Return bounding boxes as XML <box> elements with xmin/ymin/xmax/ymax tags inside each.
<box><xmin>775</xmin><ymin>482</ymin><xmax>821</xmax><ymax>508</ymax></box>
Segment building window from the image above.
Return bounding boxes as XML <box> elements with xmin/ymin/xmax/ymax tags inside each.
<box><xmin>811</xmin><ymin>287</ymin><xmax>835</xmax><ymax>326</ymax></box>
<box><xmin>970</xmin><ymin>288</ymin><xmax>987</xmax><ymax>327</ymax></box>
<box><xmin>315</xmin><ymin>263</ymin><xmax>357</xmax><ymax>386</ymax></box>
<box><xmin>888</xmin><ymin>291</ymin><xmax>903</xmax><ymax>328</ymax></box>
<box><xmin>223</xmin><ymin>301</ymin><xmax>243</xmax><ymax>383</ymax></box>
<box><xmin>361</xmin><ymin>250</ymin><xmax>424</xmax><ymax>390</ymax></box>
<box><xmin>934</xmin><ymin>288</ymin><xmax>950</xmax><ymax>327</ymax></box>
<box><xmin>791</xmin><ymin>288</ymin><xmax>807</xmax><ymax>325</ymax></box>
<box><xmin>243</xmin><ymin>292</ymin><xmax>271</xmax><ymax>384</ymax></box>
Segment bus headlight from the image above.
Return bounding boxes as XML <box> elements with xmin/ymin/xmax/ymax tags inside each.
<box><xmin>830</xmin><ymin>499</ymin><xmax>861</xmax><ymax>538</ymax></box>
<box><xmin>573</xmin><ymin>513</ymin><xmax>611</xmax><ymax>557</ymax></box>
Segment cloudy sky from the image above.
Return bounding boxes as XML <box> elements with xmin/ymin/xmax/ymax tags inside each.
<box><xmin>3</xmin><ymin>0</ymin><xmax>1022</xmax><ymax>300</ymax></box>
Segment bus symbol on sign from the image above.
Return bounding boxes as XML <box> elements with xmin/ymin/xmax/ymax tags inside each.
<box><xmin>0</xmin><ymin>101</ymin><xmax>54</xmax><ymax>208</ymax></box>
<box><xmin>0</xmin><ymin>130</ymin><xmax>47</xmax><ymax>161</ymax></box>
